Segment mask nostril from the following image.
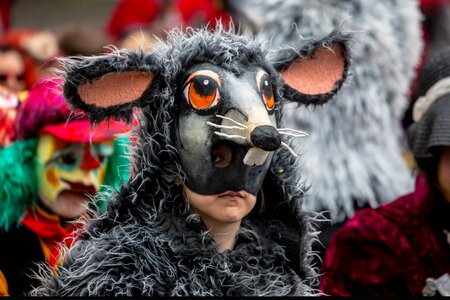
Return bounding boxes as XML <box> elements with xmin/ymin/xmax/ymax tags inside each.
<box><xmin>250</xmin><ymin>125</ymin><xmax>281</xmax><ymax>151</ymax></box>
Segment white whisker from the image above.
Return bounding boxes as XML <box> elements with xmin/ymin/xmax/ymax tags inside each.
<box><xmin>281</xmin><ymin>142</ymin><xmax>299</xmax><ymax>158</ymax></box>
<box><xmin>279</xmin><ymin>132</ymin><xmax>309</xmax><ymax>138</ymax></box>
<box><xmin>206</xmin><ymin>121</ymin><xmax>245</xmax><ymax>131</ymax></box>
<box><xmin>277</xmin><ymin>127</ymin><xmax>309</xmax><ymax>136</ymax></box>
<box><xmin>215</xmin><ymin>114</ymin><xmax>248</xmax><ymax>128</ymax></box>
<box><xmin>214</xmin><ymin>132</ymin><xmax>247</xmax><ymax>140</ymax></box>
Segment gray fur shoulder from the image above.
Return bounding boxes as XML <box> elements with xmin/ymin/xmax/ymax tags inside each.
<box><xmin>31</xmin><ymin>198</ymin><xmax>317</xmax><ymax>296</ymax></box>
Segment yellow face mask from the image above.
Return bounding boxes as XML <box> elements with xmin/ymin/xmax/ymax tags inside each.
<box><xmin>35</xmin><ymin>134</ymin><xmax>114</xmax><ymax>203</ymax></box>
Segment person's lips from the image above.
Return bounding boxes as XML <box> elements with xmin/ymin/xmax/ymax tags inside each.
<box><xmin>218</xmin><ymin>191</ymin><xmax>244</xmax><ymax>201</ymax></box>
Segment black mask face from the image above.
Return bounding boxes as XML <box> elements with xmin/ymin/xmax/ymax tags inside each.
<box><xmin>62</xmin><ymin>29</ymin><xmax>349</xmax><ymax>198</ymax></box>
<box><xmin>174</xmin><ymin>64</ymin><xmax>281</xmax><ymax>195</ymax></box>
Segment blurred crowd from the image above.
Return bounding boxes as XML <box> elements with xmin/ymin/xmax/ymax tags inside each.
<box><xmin>1</xmin><ymin>0</ymin><xmax>450</xmax><ymax>297</ymax></box>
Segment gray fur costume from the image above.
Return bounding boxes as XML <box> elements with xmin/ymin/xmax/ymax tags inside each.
<box><xmin>31</xmin><ymin>26</ymin><xmax>350</xmax><ymax>296</ymax></box>
<box><xmin>228</xmin><ymin>0</ymin><xmax>423</xmax><ymax>221</ymax></box>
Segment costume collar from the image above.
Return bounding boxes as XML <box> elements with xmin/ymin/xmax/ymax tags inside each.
<box><xmin>21</xmin><ymin>203</ymin><xmax>82</xmax><ymax>267</ymax></box>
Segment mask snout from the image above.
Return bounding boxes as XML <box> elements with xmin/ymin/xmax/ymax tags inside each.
<box><xmin>211</xmin><ymin>108</ymin><xmax>279</xmax><ymax>167</ymax></box>
<box><xmin>250</xmin><ymin>125</ymin><xmax>281</xmax><ymax>151</ymax></box>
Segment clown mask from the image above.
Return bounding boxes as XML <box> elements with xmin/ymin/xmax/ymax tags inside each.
<box><xmin>35</xmin><ymin>134</ymin><xmax>113</xmax><ymax>219</ymax></box>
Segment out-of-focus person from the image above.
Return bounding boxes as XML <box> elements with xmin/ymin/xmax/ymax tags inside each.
<box><xmin>320</xmin><ymin>46</ymin><xmax>450</xmax><ymax>296</ymax></box>
<box><xmin>0</xmin><ymin>86</ymin><xmax>18</xmax><ymax>147</ymax></box>
<box><xmin>1</xmin><ymin>29</ymin><xmax>58</xmax><ymax>86</ymax></box>
<box><xmin>0</xmin><ymin>45</ymin><xmax>26</xmax><ymax>93</ymax></box>
<box><xmin>403</xmin><ymin>0</ymin><xmax>450</xmax><ymax>129</ymax></box>
<box><xmin>0</xmin><ymin>29</ymin><xmax>58</xmax><ymax>151</ymax></box>
<box><xmin>0</xmin><ymin>33</ymin><xmax>36</xmax><ymax>93</ymax></box>
<box><xmin>57</xmin><ymin>24</ymin><xmax>109</xmax><ymax>57</ymax></box>
<box><xmin>0</xmin><ymin>78</ymin><xmax>131</xmax><ymax>296</ymax></box>
<box><xmin>106</xmin><ymin>0</ymin><xmax>232</xmax><ymax>50</ymax></box>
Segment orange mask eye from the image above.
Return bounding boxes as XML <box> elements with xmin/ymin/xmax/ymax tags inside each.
<box><xmin>183</xmin><ymin>71</ymin><xmax>221</xmax><ymax>110</ymax></box>
<box><xmin>257</xmin><ymin>71</ymin><xmax>275</xmax><ymax>111</ymax></box>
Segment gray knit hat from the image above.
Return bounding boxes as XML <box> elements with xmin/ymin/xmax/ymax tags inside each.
<box><xmin>408</xmin><ymin>47</ymin><xmax>450</xmax><ymax>160</ymax></box>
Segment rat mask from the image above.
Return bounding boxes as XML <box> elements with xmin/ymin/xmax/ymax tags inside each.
<box><xmin>175</xmin><ymin>64</ymin><xmax>280</xmax><ymax>195</ymax></box>
<box><xmin>61</xmin><ymin>29</ymin><xmax>350</xmax><ymax>197</ymax></box>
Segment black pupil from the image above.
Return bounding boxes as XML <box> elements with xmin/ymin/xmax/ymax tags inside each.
<box><xmin>261</xmin><ymin>75</ymin><xmax>273</xmax><ymax>100</ymax></box>
<box><xmin>60</xmin><ymin>152</ymin><xmax>77</xmax><ymax>165</ymax></box>
<box><xmin>192</xmin><ymin>75</ymin><xmax>217</xmax><ymax>97</ymax></box>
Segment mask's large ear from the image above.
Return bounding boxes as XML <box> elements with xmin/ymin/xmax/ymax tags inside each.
<box><xmin>61</xmin><ymin>49</ymin><xmax>159</xmax><ymax>123</ymax></box>
<box><xmin>271</xmin><ymin>32</ymin><xmax>351</xmax><ymax>106</ymax></box>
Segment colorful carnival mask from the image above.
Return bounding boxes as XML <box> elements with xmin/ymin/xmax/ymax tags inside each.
<box><xmin>36</xmin><ymin>134</ymin><xmax>113</xmax><ymax>204</ymax></box>
<box><xmin>0</xmin><ymin>77</ymin><xmax>131</xmax><ymax>229</ymax></box>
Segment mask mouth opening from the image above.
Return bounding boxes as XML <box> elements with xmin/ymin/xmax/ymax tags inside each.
<box><xmin>61</xmin><ymin>178</ymin><xmax>97</xmax><ymax>195</ymax></box>
<box><xmin>211</xmin><ymin>142</ymin><xmax>233</xmax><ymax>168</ymax></box>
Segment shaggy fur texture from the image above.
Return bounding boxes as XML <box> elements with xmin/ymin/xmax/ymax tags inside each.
<box><xmin>30</xmin><ymin>26</ymin><xmax>350</xmax><ymax>296</ymax></box>
<box><xmin>0</xmin><ymin>138</ymin><xmax>38</xmax><ymax>230</ymax></box>
<box><xmin>229</xmin><ymin>0</ymin><xmax>423</xmax><ymax>221</ymax></box>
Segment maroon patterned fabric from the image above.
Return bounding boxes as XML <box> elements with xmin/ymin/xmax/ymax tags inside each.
<box><xmin>320</xmin><ymin>173</ymin><xmax>450</xmax><ymax>296</ymax></box>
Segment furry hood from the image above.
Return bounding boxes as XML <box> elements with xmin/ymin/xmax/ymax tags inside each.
<box><xmin>31</xmin><ymin>26</ymin><xmax>350</xmax><ymax>296</ymax></box>
<box><xmin>228</xmin><ymin>0</ymin><xmax>423</xmax><ymax>221</ymax></box>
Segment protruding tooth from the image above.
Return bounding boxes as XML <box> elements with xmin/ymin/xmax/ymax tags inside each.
<box><xmin>243</xmin><ymin>147</ymin><xmax>270</xmax><ymax>166</ymax></box>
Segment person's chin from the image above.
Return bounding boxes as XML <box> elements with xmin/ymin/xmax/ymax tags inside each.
<box><xmin>218</xmin><ymin>211</ymin><xmax>245</xmax><ymax>224</ymax></box>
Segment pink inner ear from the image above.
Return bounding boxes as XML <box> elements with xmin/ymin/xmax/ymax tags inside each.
<box><xmin>281</xmin><ymin>44</ymin><xmax>345</xmax><ymax>95</ymax></box>
<box><xmin>78</xmin><ymin>71</ymin><xmax>154</xmax><ymax>108</ymax></box>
